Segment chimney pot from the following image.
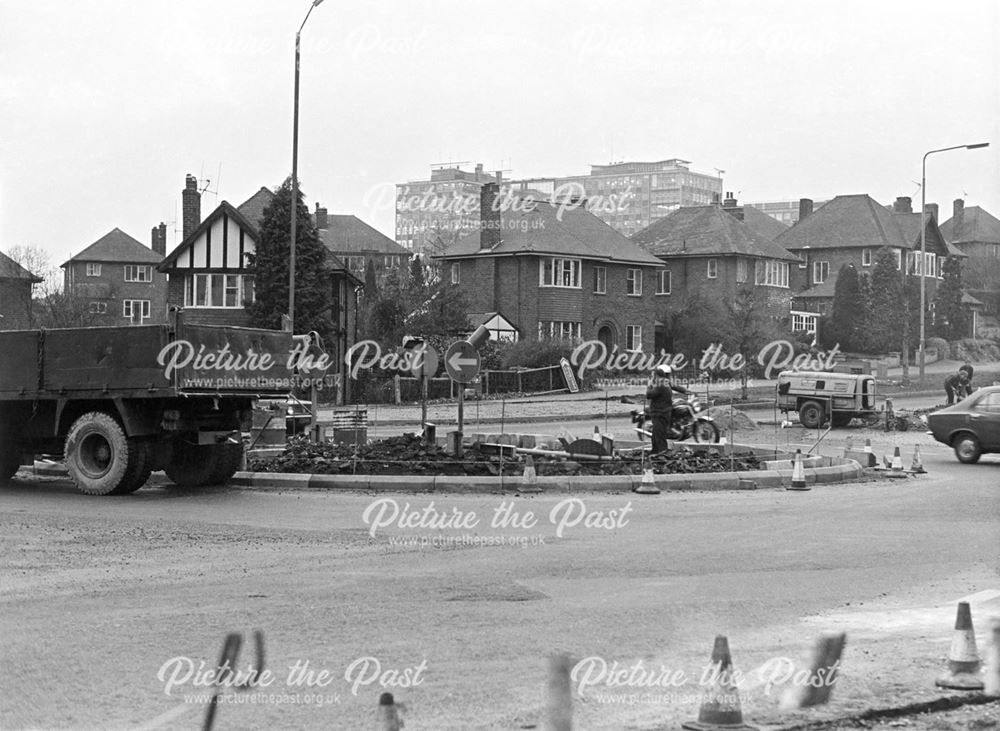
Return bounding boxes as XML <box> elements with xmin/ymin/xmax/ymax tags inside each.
<box><xmin>151</xmin><ymin>222</ymin><xmax>167</xmax><ymax>256</ymax></box>
<box><xmin>798</xmin><ymin>198</ymin><xmax>814</xmax><ymax>221</ymax></box>
<box><xmin>893</xmin><ymin>196</ymin><xmax>912</xmax><ymax>214</ymax></box>
<box><xmin>723</xmin><ymin>192</ymin><xmax>738</xmax><ymax>208</ymax></box>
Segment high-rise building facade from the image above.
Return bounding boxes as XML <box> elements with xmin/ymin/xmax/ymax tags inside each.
<box><xmin>395</xmin><ymin>159</ymin><xmax>723</xmax><ymax>252</ymax></box>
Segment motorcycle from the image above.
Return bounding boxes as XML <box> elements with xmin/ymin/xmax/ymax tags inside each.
<box><xmin>630</xmin><ymin>392</ymin><xmax>720</xmax><ymax>444</ymax></box>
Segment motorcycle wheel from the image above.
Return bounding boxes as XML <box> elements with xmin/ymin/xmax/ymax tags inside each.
<box><xmin>693</xmin><ymin>420</ymin><xmax>720</xmax><ymax>444</ymax></box>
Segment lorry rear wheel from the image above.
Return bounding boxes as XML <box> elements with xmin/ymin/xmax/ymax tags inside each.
<box><xmin>164</xmin><ymin>441</ymin><xmax>216</xmax><ymax>488</ymax></box>
<box><xmin>799</xmin><ymin>401</ymin><xmax>825</xmax><ymax>429</ymax></box>
<box><xmin>111</xmin><ymin>440</ymin><xmax>153</xmax><ymax>495</ymax></box>
<box><xmin>65</xmin><ymin>412</ymin><xmax>144</xmax><ymax>496</ymax></box>
<box><xmin>206</xmin><ymin>443</ymin><xmax>244</xmax><ymax>485</ymax></box>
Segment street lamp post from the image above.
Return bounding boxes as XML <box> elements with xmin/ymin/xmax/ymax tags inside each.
<box><xmin>918</xmin><ymin>142</ymin><xmax>989</xmax><ymax>384</ymax></box>
<box><xmin>289</xmin><ymin>0</ymin><xmax>325</xmax><ymax>333</ymax></box>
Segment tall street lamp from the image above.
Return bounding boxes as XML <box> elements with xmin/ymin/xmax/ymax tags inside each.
<box><xmin>918</xmin><ymin>142</ymin><xmax>989</xmax><ymax>383</ymax></box>
<box><xmin>289</xmin><ymin>0</ymin><xmax>325</xmax><ymax>333</ymax></box>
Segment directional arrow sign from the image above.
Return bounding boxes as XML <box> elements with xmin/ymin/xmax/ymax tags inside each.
<box><xmin>444</xmin><ymin>340</ymin><xmax>480</xmax><ymax>384</ymax></box>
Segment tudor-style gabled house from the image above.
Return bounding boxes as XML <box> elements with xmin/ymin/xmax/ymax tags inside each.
<box><xmin>433</xmin><ymin>183</ymin><xmax>665</xmax><ymax>351</ymax></box>
<box><xmin>0</xmin><ymin>250</ymin><xmax>42</xmax><ymax>330</ymax></box>
<box><xmin>62</xmin><ymin>227</ymin><xmax>167</xmax><ymax>325</ymax></box>
<box><xmin>157</xmin><ymin>175</ymin><xmax>363</xmax><ymax>402</ymax></box>
<box><xmin>775</xmin><ymin>195</ymin><xmax>959</xmax><ymax>333</ymax></box>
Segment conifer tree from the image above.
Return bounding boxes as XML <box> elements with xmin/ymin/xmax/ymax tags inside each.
<box><xmin>933</xmin><ymin>255</ymin><xmax>968</xmax><ymax>340</ymax></box>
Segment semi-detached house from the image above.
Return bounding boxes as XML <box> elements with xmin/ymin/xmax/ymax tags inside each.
<box><xmin>434</xmin><ymin>183</ymin><xmax>665</xmax><ymax>352</ymax></box>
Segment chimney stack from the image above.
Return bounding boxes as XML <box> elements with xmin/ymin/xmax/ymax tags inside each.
<box><xmin>893</xmin><ymin>196</ymin><xmax>912</xmax><ymax>214</ymax></box>
<box><xmin>722</xmin><ymin>191</ymin><xmax>738</xmax><ymax>208</ymax></box>
<box><xmin>953</xmin><ymin>199</ymin><xmax>965</xmax><ymax>237</ymax></box>
<box><xmin>798</xmin><ymin>198</ymin><xmax>814</xmax><ymax>221</ymax></box>
<box><xmin>315</xmin><ymin>202</ymin><xmax>328</xmax><ymax>230</ymax></box>
<box><xmin>182</xmin><ymin>174</ymin><xmax>201</xmax><ymax>241</ymax></box>
<box><xmin>479</xmin><ymin>182</ymin><xmax>501</xmax><ymax>251</ymax></box>
<box><xmin>151</xmin><ymin>222</ymin><xmax>167</xmax><ymax>256</ymax></box>
<box><xmin>924</xmin><ymin>202</ymin><xmax>939</xmax><ymax>222</ymax></box>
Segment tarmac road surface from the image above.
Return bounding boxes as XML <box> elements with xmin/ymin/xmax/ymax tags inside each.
<box><xmin>1</xmin><ymin>464</ymin><xmax>997</xmax><ymax>730</ymax></box>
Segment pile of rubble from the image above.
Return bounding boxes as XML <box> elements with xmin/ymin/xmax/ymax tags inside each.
<box><xmin>248</xmin><ymin>435</ymin><xmax>762</xmax><ymax>477</ymax></box>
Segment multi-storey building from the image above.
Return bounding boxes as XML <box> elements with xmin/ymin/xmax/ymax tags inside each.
<box><xmin>433</xmin><ymin>182</ymin><xmax>665</xmax><ymax>352</ymax></box>
<box><xmin>745</xmin><ymin>198</ymin><xmax>830</xmax><ymax>226</ymax></box>
<box><xmin>0</xmin><ymin>251</ymin><xmax>41</xmax><ymax>330</ymax></box>
<box><xmin>395</xmin><ymin>163</ymin><xmax>499</xmax><ymax>254</ymax></box>
<box><xmin>62</xmin><ymin>227</ymin><xmax>168</xmax><ymax>325</ymax></box>
<box><xmin>396</xmin><ymin>159</ymin><xmax>723</xmax><ymax>253</ymax></box>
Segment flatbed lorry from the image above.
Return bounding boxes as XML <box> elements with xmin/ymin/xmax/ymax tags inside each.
<box><xmin>0</xmin><ymin>314</ymin><xmax>301</xmax><ymax>495</ymax></box>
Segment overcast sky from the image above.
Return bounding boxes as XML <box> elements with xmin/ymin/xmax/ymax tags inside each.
<box><xmin>2</xmin><ymin>0</ymin><xmax>998</xmax><ymax>269</ymax></box>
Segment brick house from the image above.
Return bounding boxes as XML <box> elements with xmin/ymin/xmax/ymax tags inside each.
<box><xmin>314</xmin><ymin>204</ymin><xmax>409</xmax><ymax>276</ymax></box>
<box><xmin>0</xmin><ymin>251</ymin><xmax>41</xmax><ymax>330</ymax></box>
<box><xmin>433</xmin><ymin>183</ymin><xmax>665</xmax><ymax>352</ymax></box>
<box><xmin>630</xmin><ymin>197</ymin><xmax>801</xmax><ymax>346</ymax></box>
<box><xmin>775</xmin><ymin>195</ymin><xmax>957</xmax><ymax>333</ymax></box>
<box><xmin>61</xmin><ymin>228</ymin><xmax>167</xmax><ymax>325</ymax></box>
<box><xmin>158</xmin><ymin>176</ymin><xmax>362</xmax><ymax>401</ymax></box>
<box><xmin>940</xmin><ymin>199</ymin><xmax>1000</xmax><ymax>316</ymax></box>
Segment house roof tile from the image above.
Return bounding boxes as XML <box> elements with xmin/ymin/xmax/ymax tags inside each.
<box><xmin>436</xmin><ymin>200</ymin><xmax>663</xmax><ymax>265</ymax></box>
<box><xmin>318</xmin><ymin>215</ymin><xmax>409</xmax><ymax>256</ymax></box>
<box><xmin>940</xmin><ymin>205</ymin><xmax>1000</xmax><ymax>245</ymax></box>
<box><xmin>62</xmin><ymin>228</ymin><xmax>162</xmax><ymax>267</ymax></box>
<box><xmin>0</xmin><ymin>250</ymin><xmax>42</xmax><ymax>281</ymax></box>
<box><xmin>237</xmin><ymin>187</ymin><xmax>276</xmax><ymax>232</ymax></box>
<box><xmin>631</xmin><ymin>205</ymin><xmax>800</xmax><ymax>261</ymax></box>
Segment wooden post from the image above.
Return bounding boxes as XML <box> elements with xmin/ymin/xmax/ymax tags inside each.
<box><xmin>456</xmin><ymin>384</ymin><xmax>464</xmax><ymax>458</ymax></box>
<box><xmin>420</xmin><ymin>375</ymin><xmax>428</xmax><ymax>432</ymax></box>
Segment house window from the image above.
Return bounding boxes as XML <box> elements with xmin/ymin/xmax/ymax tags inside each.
<box><xmin>539</xmin><ymin>257</ymin><xmax>581</xmax><ymax>288</ymax></box>
<box><xmin>537</xmin><ymin>321</ymin><xmax>581</xmax><ymax>341</ymax></box>
<box><xmin>593</xmin><ymin>266</ymin><xmax>606</xmax><ymax>294</ymax></box>
<box><xmin>790</xmin><ymin>310</ymin><xmax>818</xmax><ymax>334</ymax></box>
<box><xmin>184</xmin><ymin>274</ymin><xmax>252</xmax><ymax>308</ymax></box>
<box><xmin>894</xmin><ymin>249</ymin><xmax>902</xmax><ymax>271</ymax></box>
<box><xmin>124</xmin><ymin>265</ymin><xmax>152</xmax><ymax>282</ymax></box>
<box><xmin>736</xmin><ymin>259</ymin><xmax>748</xmax><ymax>283</ymax></box>
<box><xmin>924</xmin><ymin>252</ymin><xmax>935</xmax><ymax>278</ymax></box>
<box><xmin>626</xmin><ymin>269</ymin><xmax>642</xmax><ymax>296</ymax></box>
<box><xmin>85</xmin><ymin>263</ymin><xmax>101</xmax><ymax>277</ymax></box>
<box><xmin>451</xmin><ymin>262</ymin><xmax>460</xmax><ymax>284</ymax></box>
<box><xmin>755</xmin><ymin>260</ymin><xmax>789</xmax><ymax>288</ymax></box>
<box><xmin>347</xmin><ymin>256</ymin><xmax>366</xmax><ymax>271</ymax></box>
<box><xmin>657</xmin><ymin>269</ymin><xmax>672</xmax><ymax>295</ymax></box>
<box><xmin>861</xmin><ymin>248</ymin><xmax>872</xmax><ymax>267</ymax></box>
<box><xmin>813</xmin><ymin>261</ymin><xmax>829</xmax><ymax>284</ymax></box>
<box><xmin>123</xmin><ymin>299</ymin><xmax>150</xmax><ymax>321</ymax></box>
<box><xmin>706</xmin><ymin>259</ymin><xmax>718</xmax><ymax>279</ymax></box>
<box><xmin>625</xmin><ymin>325</ymin><xmax>642</xmax><ymax>351</ymax></box>
<box><xmin>88</xmin><ymin>301</ymin><xmax>107</xmax><ymax>314</ymax></box>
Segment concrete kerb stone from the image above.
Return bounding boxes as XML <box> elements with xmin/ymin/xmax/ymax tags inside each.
<box><xmin>229</xmin><ymin>451</ymin><xmax>865</xmax><ymax>494</ymax></box>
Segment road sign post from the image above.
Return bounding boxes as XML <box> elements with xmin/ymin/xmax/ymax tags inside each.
<box><xmin>444</xmin><ymin>340</ymin><xmax>482</xmax><ymax>458</ymax></box>
<box><xmin>410</xmin><ymin>344</ymin><xmax>439</xmax><ymax>439</ymax></box>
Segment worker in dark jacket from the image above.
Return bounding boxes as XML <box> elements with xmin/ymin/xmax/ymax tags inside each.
<box><xmin>944</xmin><ymin>370</ymin><xmax>970</xmax><ymax>405</ymax></box>
<box><xmin>646</xmin><ymin>364</ymin><xmax>688</xmax><ymax>452</ymax></box>
<box><xmin>958</xmin><ymin>363</ymin><xmax>975</xmax><ymax>397</ymax></box>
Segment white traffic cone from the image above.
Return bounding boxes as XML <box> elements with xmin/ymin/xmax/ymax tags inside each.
<box><xmin>910</xmin><ymin>444</ymin><xmax>926</xmax><ymax>474</ymax></box>
<box><xmin>936</xmin><ymin>602</ymin><xmax>984</xmax><ymax>690</ymax></box>
<box><xmin>787</xmin><ymin>449</ymin><xmax>809</xmax><ymax>491</ymax></box>
<box><xmin>634</xmin><ymin>466</ymin><xmax>659</xmax><ymax>495</ymax></box>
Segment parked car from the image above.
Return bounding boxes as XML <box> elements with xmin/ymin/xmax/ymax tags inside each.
<box><xmin>925</xmin><ymin>386</ymin><xmax>1000</xmax><ymax>463</ymax></box>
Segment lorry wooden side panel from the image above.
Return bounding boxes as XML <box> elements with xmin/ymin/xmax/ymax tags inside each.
<box><xmin>0</xmin><ymin>331</ymin><xmax>40</xmax><ymax>395</ymax></box>
<box><xmin>171</xmin><ymin>324</ymin><xmax>298</xmax><ymax>392</ymax></box>
<box><xmin>41</xmin><ymin>326</ymin><xmax>171</xmax><ymax>394</ymax></box>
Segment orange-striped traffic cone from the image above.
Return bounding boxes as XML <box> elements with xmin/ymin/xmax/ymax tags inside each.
<box><xmin>864</xmin><ymin>439</ymin><xmax>873</xmax><ymax>456</ymax></box>
<box><xmin>683</xmin><ymin>636</ymin><xmax>756</xmax><ymax>731</ymax></box>
<box><xmin>910</xmin><ymin>444</ymin><xmax>926</xmax><ymax>474</ymax></box>
<box><xmin>787</xmin><ymin>449</ymin><xmax>809</xmax><ymax>491</ymax></box>
<box><xmin>890</xmin><ymin>446</ymin><xmax>904</xmax><ymax>472</ymax></box>
<box><xmin>935</xmin><ymin>602</ymin><xmax>984</xmax><ymax>690</ymax></box>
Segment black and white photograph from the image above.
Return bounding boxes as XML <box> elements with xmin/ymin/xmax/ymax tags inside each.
<box><xmin>1</xmin><ymin>1</ymin><xmax>999</xmax><ymax>728</ymax></box>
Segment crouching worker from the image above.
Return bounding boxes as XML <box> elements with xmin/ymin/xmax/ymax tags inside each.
<box><xmin>943</xmin><ymin>370</ymin><xmax>970</xmax><ymax>405</ymax></box>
